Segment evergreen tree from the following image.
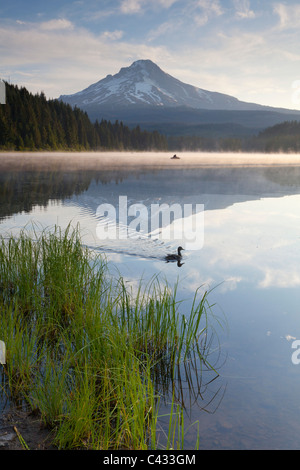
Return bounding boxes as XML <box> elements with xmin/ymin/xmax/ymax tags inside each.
<box><xmin>0</xmin><ymin>82</ymin><xmax>168</xmax><ymax>152</ymax></box>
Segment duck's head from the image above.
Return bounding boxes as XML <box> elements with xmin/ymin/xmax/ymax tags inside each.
<box><xmin>177</xmin><ymin>246</ymin><xmax>184</xmax><ymax>255</ymax></box>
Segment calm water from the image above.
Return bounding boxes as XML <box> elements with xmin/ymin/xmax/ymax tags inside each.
<box><xmin>2</xmin><ymin>151</ymin><xmax>300</xmax><ymax>449</ymax></box>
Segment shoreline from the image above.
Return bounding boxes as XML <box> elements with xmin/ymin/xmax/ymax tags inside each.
<box><xmin>0</xmin><ymin>407</ymin><xmax>55</xmax><ymax>450</ymax></box>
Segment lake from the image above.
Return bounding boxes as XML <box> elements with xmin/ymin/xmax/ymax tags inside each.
<box><xmin>1</xmin><ymin>151</ymin><xmax>300</xmax><ymax>449</ymax></box>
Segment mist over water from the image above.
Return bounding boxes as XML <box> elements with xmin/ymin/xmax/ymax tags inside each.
<box><xmin>2</xmin><ymin>151</ymin><xmax>300</xmax><ymax>448</ymax></box>
<box><xmin>4</xmin><ymin>150</ymin><xmax>300</xmax><ymax>169</ymax></box>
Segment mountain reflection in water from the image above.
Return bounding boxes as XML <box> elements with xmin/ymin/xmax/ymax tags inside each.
<box><xmin>2</xmin><ymin>152</ymin><xmax>300</xmax><ymax>449</ymax></box>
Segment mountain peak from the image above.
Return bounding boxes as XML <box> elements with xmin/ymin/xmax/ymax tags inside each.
<box><xmin>117</xmin><ymin>59</ymin><xmax>160</xmax><ymax>79</ymax></box>
<box><xmin>127</xmin><ymin>59</ymin><xmax>160</xmax><ymax>71</ymax></box>
<box><xmin>130</xmin><ymin>59</ymin><xmax>156</xmax><ymax>67</ymax></box>
<box><xmin>59</xmin><ymin>59</ymin><xmax>272</xmax><ymax>112</ymax></box>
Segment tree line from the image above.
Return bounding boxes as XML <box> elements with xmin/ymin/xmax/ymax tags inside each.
<box><xmin>0</xmin><ymin>83</ymin><xmax>168</xmax><ymax>151</ymax></box>
<box><xmin>1</xmin><ymin>82</ymin><xmax>299</xmax><ymax>153</ymax></box>
<box><xmin>168</xmin><ymin>120</ymin><xmax>300</xmax><ymax>153</ymax></box>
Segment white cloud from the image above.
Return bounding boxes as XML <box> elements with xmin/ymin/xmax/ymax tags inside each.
<box><xmin>197</xmin><ymin>0</ymin><xmax>223</xmax><ymax>16</ymax></box>
<box><xmin>168</xmin><ymin>29</ymin><xmax>268</xmax><ymax>97</ymax></box>
<box><xmin>159</xmin><ymin>0</ymin><xmax>178</xmax><ymax>6</ymax></box>
<box><xmin>0</xmin><ymin>20</ymin><xmax>169</xmax><ymax>97</ymax></box>
<box><xmin>1</xmin><ymin>1</ymin><xmax>300</xmax><ymax>109</ymax></box>
<box><xmin>233</xmin><ymin>0</ymin><xmax>255</xmax><ymax>19</ymax></box>
<box><xmin>199</xmin><ymin>195</ymin><xmax>300</xmax><ymax>291</ymax></box>
<box><xmin>120</xmin><ymin>0</ymin><xmax>143</xmax><ymax>14</ymax></box>
<box><xmin>259</xmin><ymin>268</ymin><xmax>300</xmax><ymax>289</ymax></box>
<box><xmin>101</xmin><ymin>30</ymin><xmax>124</xmax><ymax>41</ymax></box>
<box><xmin>39</xmin><ymin>18</ymin><xmax>74</xmax><ymax>31</ymax></box>
<box><xmin>120</xmin><ymin>0</ymin><xmax>178</xmax><ymax>14</ymax></box>
<box><xmin>273</xmin><ymin>3</ymin><xmax>300</xmax><ymax>30</ymax></box>
<box><xmin>193</xmin><ymin>0</ymin><xmax>223</xmax><ymax>26</ymax></box>
<box><xmin>147</xmin><ymin>20</ymin><xmax>180</xmax><ymax>41</ymax></box>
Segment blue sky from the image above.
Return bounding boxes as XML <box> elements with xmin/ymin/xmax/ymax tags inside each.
<box><xmin>1</xmin><ymin>0</ymin><xmax>300</xmax><ymax>109</ymax></box>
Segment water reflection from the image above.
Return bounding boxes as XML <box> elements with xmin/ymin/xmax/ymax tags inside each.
<box><xmin>2</xmin><ymin>152</ymin><xmax>300</xmax><ymax>223</ymax></box>
<box><xmin>2</xmin><ymin>152</ymin><xmax>300</xmax><ymax>448</ymax></box>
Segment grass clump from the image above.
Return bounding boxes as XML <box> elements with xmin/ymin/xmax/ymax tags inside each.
<box><xmin>0</xmin><ymin>225</ymin><xmax>217</xmax><ymax>449</ymax></box>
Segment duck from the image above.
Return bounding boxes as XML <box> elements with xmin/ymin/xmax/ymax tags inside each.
<box><xmin>171</xmin><ymin>154</ymin><xmax>180</xmax><ymax>159</ymax></box>
<box><xmin>165</xmin><ymin>246</ymin><xmax>184</xmax><ymax>262</ymax></box>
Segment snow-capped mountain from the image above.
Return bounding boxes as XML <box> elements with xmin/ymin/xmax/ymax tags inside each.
<box><xmin>59</xmin><ymin>59</ymin><xmax>267</xmax><ymax>111</ymax></box>
<box><xmin>59</xmin><ymin>60</ymin><xmax>300</xmax><ymax>135</ymax></box>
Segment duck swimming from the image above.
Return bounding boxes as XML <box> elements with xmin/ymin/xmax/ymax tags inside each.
<box><xmin>165</xmin><ymin>246</ymin><xmax>184</xmax><ymax>262</ymax></box>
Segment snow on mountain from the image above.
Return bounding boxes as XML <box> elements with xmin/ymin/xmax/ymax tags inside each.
<box><xmin>59</xmin><ymin>59</ymin><xmax>266</xmax><ymax>111</ymax></box>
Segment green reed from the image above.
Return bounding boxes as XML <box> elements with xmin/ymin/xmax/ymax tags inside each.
<box><xmin>0</xmin><ymin>225</ymin><xmax>216</xmax><ymax>449</ymax></box>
